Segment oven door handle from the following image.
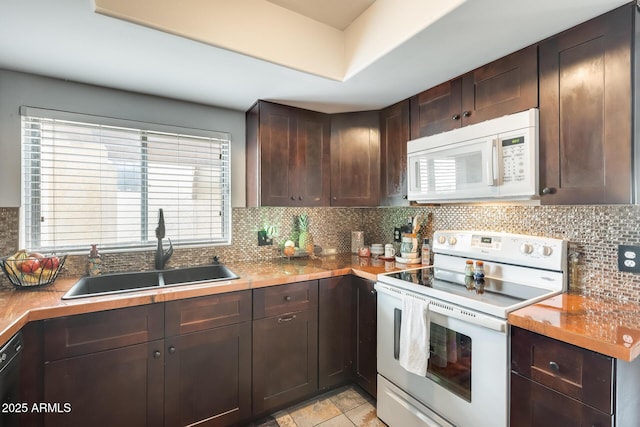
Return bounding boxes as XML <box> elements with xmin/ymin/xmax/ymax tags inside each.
<box><xmin>394</xmin><ymin>308</ymin><xmax>401</xmax><ymax>360</ymax></box>
<box><xmin>376</xmin><ymin>284</ymin><xmax>507</xmax><ymax>333</ymax></box>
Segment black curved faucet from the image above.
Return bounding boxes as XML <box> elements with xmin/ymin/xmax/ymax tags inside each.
<box><xmin>155</xmin><ymin>208</ymin><xmax>174</xmax><ymax>270</ymax></box>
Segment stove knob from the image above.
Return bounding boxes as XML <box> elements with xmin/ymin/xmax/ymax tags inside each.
<box><xmin>538</xmin><ymin>245</ymin><xmax>553</xmax><ymax>256</ymax></box>
<box><xmin>437</xmin><ymin>235</ymin><xmax>446</xmax><ymax>244</ymax></box>
<box><xmin>448</xmin><ymin>236</ymin><xmax>457</xmax><ymax>245</ymax></box>
<box><xmin>520</xmin><ymin>243</ymin><xmax>533</xmax><ymax>254</ymax></box>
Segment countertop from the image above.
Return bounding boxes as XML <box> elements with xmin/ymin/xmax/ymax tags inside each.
<box><xmin>0</xmin><ymin>253</ymin><xmax>407</xmax><ymax>347</ymax></box>
<box><xmin>3</xmin><ymin>254</ymin><xmax>640</xmax><ymax>363</ymax></box>
<box><xmin>509</xmin><ymin>293</ymin><xmax>640</xmax><ymax>362</ymax></box>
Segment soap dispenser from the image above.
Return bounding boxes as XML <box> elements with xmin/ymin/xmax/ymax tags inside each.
<box><xmin>87</xmin><ymin>244</ymin><xmax>102</xmax><ymax>276</ymax></box>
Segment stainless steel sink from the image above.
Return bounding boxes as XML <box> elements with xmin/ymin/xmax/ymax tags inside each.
<box><xmin>62</xmin><ymin>264</ymin><xmax>239</xmax><ymax>300</ymax></box>
<box><xmin>161</xmin><ymin>264</ymin><xmax>238</xmax><ymax>286</ymax></box>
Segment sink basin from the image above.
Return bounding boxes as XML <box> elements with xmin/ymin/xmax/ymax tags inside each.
<box><xmin>62</xmin><ymin>264</ymin><xmax>239</xmax><ymax>300</ymax></box>
<box><xmin>62</xmin><ymin>271</ymin><xmax>161</xmax><ymax>299</ymax></box>
<box><xmin>161</xmin><ymin>264</ymin><xmax>238</xmax><ymax>286</ymax></box>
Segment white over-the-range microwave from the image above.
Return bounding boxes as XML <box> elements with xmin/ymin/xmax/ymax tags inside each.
<box><xmin>407</xmin><ymin>108</ymin><xmax>539</xmax><ymax>203</ymax></box>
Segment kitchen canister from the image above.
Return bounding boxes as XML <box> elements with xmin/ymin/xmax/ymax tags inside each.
<box><xmin>351</xmin><ymin>231</ymin><xmax>364</xmax><ymax>254</ymax></box>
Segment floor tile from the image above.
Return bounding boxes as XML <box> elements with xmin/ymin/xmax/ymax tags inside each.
<box><xmin>345</xmin><ymin>402</ymin><xmax>387</xmax><ymax>427</ymax></box>
<box><xmin>272</xmin><ymin>411</ymin><xmax>297</xmax><ymax>427</ymax></box>
<box><xmin>316</xmin><ymin>413</ymin><xmax>356</xmax><ymax>427</ymax></box>
<box><xmin>328</xmin><ymin>387</ymin><xmax>368</xmax><ymax>413</ymax></box>
<box><xmin>288</xmin><ymin>398</ymin><xmax>342</xmax><ymax>427</ymax></box>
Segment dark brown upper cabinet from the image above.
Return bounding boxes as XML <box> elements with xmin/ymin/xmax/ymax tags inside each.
<box><xmin>539</xmin><ymin>4</ymin><xmax>636</xmax><ymax>204</ymax></box>
<box><xmin>246</xmin><ymin>100</ymin><xmax>330</xmax><ymax>207</ymax></box>
<box><xmin>330</xmin><ymin>110</ymin><xmax>380</xmax><ymax>206</ymax></box>
<box><xmin>410</xmin><ymin>45</ymin><xmax>538</xmax><ymax>139</ymax></box>
<box><xmin>379</xmin><ymin>100</ymin><xmax>410</xmax><ymax>206</ymax></box>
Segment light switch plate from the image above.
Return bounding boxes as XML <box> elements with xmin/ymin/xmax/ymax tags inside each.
<box><xmin>618</xmin><ymin>245</ymin><xmax>640</xmax><ymax>273</ymax></box>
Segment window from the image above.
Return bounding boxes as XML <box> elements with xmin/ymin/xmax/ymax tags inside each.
<box><xmin>20</xmin><ymin>107</ymin><xmax>231</xmax><ymax>253</ymax></box>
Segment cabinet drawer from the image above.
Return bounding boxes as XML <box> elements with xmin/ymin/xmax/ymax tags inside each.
<box><xmin>165</xmin><ymin>290</ymin><xmax>251</xmax><ymax>336</ymax></box>
<box><xmin>511</xmin><ymin>327</ymin><xmax>614</xmax><ymax>414</ymax></box>
<box><xmin>253</xmin><ymin>280</ymin><xmax>318</xmax><ymax>319</ymax></box>
<box><xmin>511</xmin><ymin>372</ymin><xmax>612</xmax><ymax>427</ymax></box>
<box><xmin>44</xmin><ymin>304</ymin><xmax>164</xmax><ymax>361</ymax></box>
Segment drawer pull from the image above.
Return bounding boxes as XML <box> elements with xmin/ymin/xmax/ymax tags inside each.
<box><xmin>549</xmin><ymin>361</ymin><xmax>560</xmax><ymax>372</ymax></box>
<box><xmin>153</xmin><ymin>350</ymin><xmax>161</xmax><ymax>359</ymax></box>
<box><xmin>284</xmin><ymin>296</ymin><xmax>292</xmax><ymax>302</ymax></box>
<box><xmin>168</xmin><ymin>346</ymin><xmax>176</xmax><ymax>354</ymax></box>
<box><xmin>278</xmin><ymin>314</ymin><xmax>297</xmax><ymax>323</ymax></box>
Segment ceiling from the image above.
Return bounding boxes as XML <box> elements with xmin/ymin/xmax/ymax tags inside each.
<box><xmin>0</xmin><ymin>0</ymin><xmax>630</xmax><ymax>114</ymax></box>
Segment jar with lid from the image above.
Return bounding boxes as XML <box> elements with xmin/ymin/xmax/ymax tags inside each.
<box><xmin>421</xmin><ymin>238</ymin><xmax>431</xmax><ymax>265</ymax></box>
<box><xmin>464</xmin><ymin>260</ymin><xmax>474</xmax><ymax>276</ymax></box>
<box><xmin>474</xmin><ymin>260</ymin><xmax>485</xmax><ymax>279</ymax></box>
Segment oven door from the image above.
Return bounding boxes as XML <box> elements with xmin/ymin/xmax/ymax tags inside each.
<box><xmin>376</xmin><ymin>283</ymin><xmax>508</xmax><ymax>427</ymax></box>
<box><xmin>407</xmin><ymin>135</ymin><xmax>499</xmax><ymax>202</ymax></box>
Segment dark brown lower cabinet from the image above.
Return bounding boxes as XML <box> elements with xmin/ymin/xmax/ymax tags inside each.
<box><xmin>43</xmin><ymin>340</ymin><xmax>165</xmax><ymax>427</ymax></box>
<box><xmin>510</xmin><ymin>372</ymin><xmax>612</xmax><ymax>427</ymax></box>
<box><xmin>318</xmin><ymin>276</ymin><xmax>354</xmax><ymax>391</ymax></box>
<box><xmin>354</xmin><ymin>277</ymin><xmax>377</xmax><ymax>398</ymax></box>
<box><xmin>165</xmin><ymin>322</ymin><xmax>252</xmax><ymax>427</ymax></box>
<box><xmin>252</xmin><ymin>308</ymin><xmax>318</xmax><ymax>416</ymax></box>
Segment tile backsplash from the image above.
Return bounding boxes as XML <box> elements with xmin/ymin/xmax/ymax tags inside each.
<box><xmin>2</xmin><ymin>205</ymin><xmax>640</xmax><ymax>302</ymax></box>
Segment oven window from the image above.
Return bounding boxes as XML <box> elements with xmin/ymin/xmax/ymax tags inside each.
<box><xmin>428</xmin><ymin>323</ymin><xmax>472</xmax><ymax>402</ymax></box>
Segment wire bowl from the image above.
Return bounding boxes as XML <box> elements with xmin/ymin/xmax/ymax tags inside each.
<box><xmin>0</xmin><ymin>254</ymin><xmax>67</xmax><ymax>288</ymax></box>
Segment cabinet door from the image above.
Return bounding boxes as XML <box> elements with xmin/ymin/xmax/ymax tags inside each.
<box><xmin>380</xmin><ymin>100</ymin><xmax>410</xmax><ymax>206</ymax></box>
<box><xmin>44</xmin><ymin>304</ymin><xmax>164</xmax><ymax>361</ymax></box>
<box><xmin>539</xmin><ymin>5</ymin><xmax>632</xmax><ymax>204</ymax></box>
<box><xmin>461</xmin><ymin>45</ymin><xmax>538</xmax><ymax>126</ymax></box>
<box><xmin>292</xmin><ymin>110</ymin><xmax>331</xmax><ymax>206</ymax></box>
<box><xmin>165</xmin><ymin>322</ymin><xmax>252</xmax><ymax>427</ymax></box>
<box><xmin>43</xmin><ymin>341</ymin><xmax>164</xmax><ymax>427</ymax></box>
<box><xmin>330</xmin><ymin>111</ymin><xmax>380</xmax><ymax>206</ymax></box>
<box><xmin>258</xmin><ymin>102</ymin><xmax>298</xmax><ymax>206</ymax></box>
<box><xmin>354</xmin><ymin>277</ymin><xmax>377</xmax><ymax>398</ymax></box>
<box><xmin>510</xmin><ymin>373</ymin><xmax>613</xmax><ymax>427</ymax></box>
<box><xmin>253</xmin><ymin>309</ymin><xmax>318</xmax><ymax>416</ymax></box>
<box><xmin>318</xmin><ymin>276</ymin><xmax>354</xmax><ymax>390</ymax></box>
<box><xmin>410</xmin><ymin>79</ymin><xmax>462</xmax><ymax>139</ymax></box>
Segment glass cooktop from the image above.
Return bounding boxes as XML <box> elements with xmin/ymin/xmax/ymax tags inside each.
<box><xmin>381</xmin><ymin>266</ymin><xmax>552</xmax><ymax>309</ymax></box>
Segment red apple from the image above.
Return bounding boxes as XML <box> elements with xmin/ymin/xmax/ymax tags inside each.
<box><xmin>20</xmin><ymin>258</ymin><xmax>41</xmax><ymax>273</ymax></box>
<box><xmin>41</xmin><ymin>256</ymin><xmax>60</xmax><ymax>270</ymax></box>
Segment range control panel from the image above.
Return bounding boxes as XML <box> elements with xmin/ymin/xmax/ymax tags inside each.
<box><xmin>433</xmin><ymin>230</ymin><xmax>567</xmax><ymax>272</ymax></box>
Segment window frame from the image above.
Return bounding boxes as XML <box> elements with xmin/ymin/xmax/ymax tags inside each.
<box><xmin>19</xmin><ymin>106</ymin><xmax>232</xmax><ymax>254</ymax></box>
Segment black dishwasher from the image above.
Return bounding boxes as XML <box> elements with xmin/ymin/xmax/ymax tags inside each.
<box><xmin>0</xmin><ymin>332</ymin><xmax>23</xmax><ymax>427</ymax></box>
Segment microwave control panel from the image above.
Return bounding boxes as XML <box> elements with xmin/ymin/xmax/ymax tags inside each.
<box><xmin>501</xmin><ymin>136</ymin><xmax>526</xmax><ymax>183</ymax></box>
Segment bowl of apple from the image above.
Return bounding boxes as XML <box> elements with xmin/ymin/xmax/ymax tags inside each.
<box><xmin>0</xmin><ymin>250</ymin><xmax>66</xmax><ymax>288</ymax></box>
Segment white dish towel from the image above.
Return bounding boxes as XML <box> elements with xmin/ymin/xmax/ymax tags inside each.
<box><xmin>399</xmin><ymin>294</ymin><xmax>431</xmax><ymax>376</ymax></box>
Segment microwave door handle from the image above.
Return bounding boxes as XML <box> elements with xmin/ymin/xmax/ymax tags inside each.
<box><xmin>487</xmin><ymin>139</ymin><xmax>498</xmax><ymax>186</ymax></box>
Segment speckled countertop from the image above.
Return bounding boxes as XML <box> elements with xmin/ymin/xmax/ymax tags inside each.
<box><xmin>2</xmin><ymin>253</ymin><xmax>640</xmax><ymax>362</ymax></box>
<box><xmin>509</xmin><ymin>293</ymin><xmax>640</xmax><ymax>362</ymax></box>
<box><xmin>0</xmin><ymin>254</ymin><xmax>405</xmax><ymax>347</ymax></box>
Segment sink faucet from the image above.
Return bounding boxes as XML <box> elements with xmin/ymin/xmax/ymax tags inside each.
<box><xmin>155</xmin><ymin>208</ymin><xmax>174</xmax><ymax>270</ymax></box>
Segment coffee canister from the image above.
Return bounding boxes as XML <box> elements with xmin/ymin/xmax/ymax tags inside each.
<box><xmin>351</xmin><ymin>231</ymin><xmax>364</xmax><ymax>254</ymax></box>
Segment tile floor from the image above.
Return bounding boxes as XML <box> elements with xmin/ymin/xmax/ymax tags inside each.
<box><xmin>252</xmin><ymin>385</ymin><xmax>387</xmax><ymax>427</ymax></box>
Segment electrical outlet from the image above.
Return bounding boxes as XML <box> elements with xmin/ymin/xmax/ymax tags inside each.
<box><xmin>393</xmin><ymin>227</ymin><xmax>402</xmax><ymax>242</ymax></box>
<box><xmin>618</xmin><ymin>245</ymin><xmax>640</xmax><ymax>273</ymax></box>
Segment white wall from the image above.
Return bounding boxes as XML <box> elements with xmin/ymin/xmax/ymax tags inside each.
<box><xmin>0</xmin><ymin>69</ymin><xmax>246</xmax><ymax>208</ymax></box>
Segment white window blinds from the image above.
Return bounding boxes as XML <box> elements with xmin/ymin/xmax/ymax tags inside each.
<box><xmin>20</xmin><ymin>107</ymin><xmax>231</xmax><ymax>252</ymax></box>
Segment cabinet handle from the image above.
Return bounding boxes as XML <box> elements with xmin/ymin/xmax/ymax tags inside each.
<box><xmin>370</xmin><ymin>289</ymin><xmax>377</xmax><ymax>295</ymax></box>
<box><xmin>284</xmin><ymin>295</ymin><xmax>292</xmax><ymax>301</ymax></box>
<box><xmin>278</xmin><ymin>314</ymin><xmax>297</xmax><ymax>323</ymax></box>
<box><xmin>549</xmin><ymin>361</ymin><xmax>560</xmax><ymax>372</ymax></box>
<box><xmin>168</xmin><ymin>346</ymin><xmax>176</xmax><ymax>354</ymax></box>
<box><xmin>153</xmin><ymin>350</ymin><xmax>161</xmax><ymax>359</ymax></box>
<box><xmin>402</xmin><ymin>195</ymin><xmax>408</xmax><ymax>199</ymax></box>
<box><xmin>452</xmin><ymin>114</ymin><xmax>461</xmax><ymax>121</ymax></box>
<box><xmin>291</xmin><ymin>196</ymin><xmax>295</xmax><ymax>200</ymax></box>
<box><xmin>298</xmin><ymin>196</ymin><xmax>303</xmax><ymax>200</ymax></box>
<box><xmin>541</xmin><ymin>187</ymin><xmax>555</xmax><ymax>195</ymax></box>
<box><xmin>462</xmin><ymin>110</ymin><xmax>471</xmax><ymax>118</ymax></box>
<box><xmin>332</xmin><ymin>196</ymin><xmax>337</xmax><ymax>200</ymax></box>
